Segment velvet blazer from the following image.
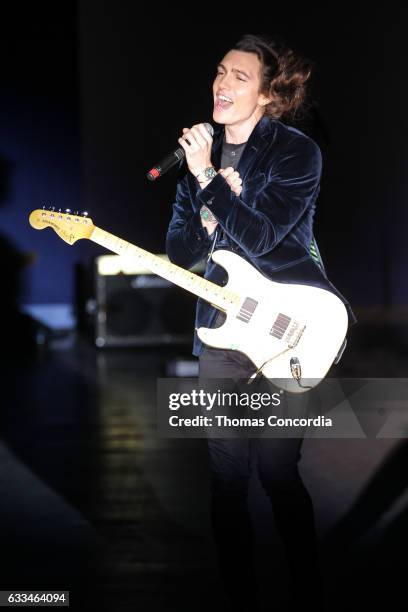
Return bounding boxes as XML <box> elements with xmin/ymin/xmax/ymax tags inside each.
<box><xmin>166</xmin><ymin>116</ymin><xmax>355</xmax><ymax>356</ymax></box>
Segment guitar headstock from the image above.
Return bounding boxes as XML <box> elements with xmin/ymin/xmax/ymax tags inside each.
<box><xmin>29</xmin><ymin>208</ymin><xmax>95</xmax><ymax>244</ymax></box>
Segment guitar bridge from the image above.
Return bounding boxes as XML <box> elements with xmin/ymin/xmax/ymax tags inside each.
<box><xmin>286</xmin><ymin>322</ymin><xmax>306</xmax><ymax>348</ymax></box>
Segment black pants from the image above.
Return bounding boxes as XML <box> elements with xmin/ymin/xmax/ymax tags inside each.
<box><xmin>199</xmin><ymin>347</ymin><xmax>321</xmax><ymax>611</ymax></box>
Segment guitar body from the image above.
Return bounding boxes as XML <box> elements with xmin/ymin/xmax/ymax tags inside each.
<box><xmin>29</xmin><ymin>209</ymin><xmax>349</xmax><ymax>392</ymax></box>
<box><xmin>197</xmin><ymin>250</ymin><xmax>348</xmax><ymax>391</ymax></box>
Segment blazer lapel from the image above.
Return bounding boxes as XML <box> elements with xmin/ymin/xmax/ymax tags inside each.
<box><xmin>211</xmin><ymin>125</ymin><xmax>224</xmax><ymax>169</ymax></box>
<box><xmin>235</xmin><ymin>116</ymin><xmax>275</xmax><ymax>180</ymax></box>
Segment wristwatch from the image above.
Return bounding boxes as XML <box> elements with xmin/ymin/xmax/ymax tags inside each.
<box><xmin>196</xmin><ymin>166</ymin><xmax>217</xmax><ymax>181</ymax></box>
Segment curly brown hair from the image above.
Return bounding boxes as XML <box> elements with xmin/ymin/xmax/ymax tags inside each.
<box><xmin>233</xmin><ymin>34</ymin><xmax>313</xmax><ymax>121</ymax></box>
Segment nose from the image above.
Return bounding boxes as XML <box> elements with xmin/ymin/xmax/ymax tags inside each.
<box><xmin>218</xmin><ymin>72</ymin><xmax>233</xmax><ymax>88</ymax></box>
<box><xmin>214</xmin><ymin>70</ymin><xmax>234</xmax><ymax>92</ymax></box>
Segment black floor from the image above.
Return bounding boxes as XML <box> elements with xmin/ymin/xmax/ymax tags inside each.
<box><xmin>0</xmin><ymin>325</ymin><xmax>407</xmax><ymax>611</ymax></box>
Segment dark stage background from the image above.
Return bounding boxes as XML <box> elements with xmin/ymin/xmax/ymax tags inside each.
<box><xmin>0</xmin><ymin>4</ymin><xmax>407</xmax><ymax>317</ymax></box>
<box><xmin>0</xmin><ymin>3</ymin><xmax>407</xmax><ymax>612</ymax></box>
<box><xmin>78</xmin><ymin>3</ymin><xmax>408</xmax><ymax>316</ymax></box>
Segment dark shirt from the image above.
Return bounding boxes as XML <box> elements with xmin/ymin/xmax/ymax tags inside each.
<box><xmin>218</xmin><ymin>139</ymin><xmax>247</xmax><ymax>243</ymax></box>
<box><xmin>221</xmin><ymin>139</ymin><xmax>247</xmax><ymax>170</ymax></box>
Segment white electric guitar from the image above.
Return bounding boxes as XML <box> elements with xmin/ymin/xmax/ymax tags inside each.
<box><xmin>29</xmin><ymin>209</ymin><xmax>348</xmax><ymax>392</ymax></box>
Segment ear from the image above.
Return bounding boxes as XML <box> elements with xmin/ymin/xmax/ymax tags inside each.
<box><xmin>258</xmin><ymin>92</ymin><xmax>273</xmax><ymax>107</ymax></box>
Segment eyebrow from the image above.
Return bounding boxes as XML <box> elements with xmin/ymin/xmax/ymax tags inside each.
<box><xmin>217</xmin><ymin>63</ymin><xmax>251</xmax><ymax>79</ymax></box>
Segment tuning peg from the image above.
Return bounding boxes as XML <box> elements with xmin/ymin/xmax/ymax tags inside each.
<box><xmin>81</xmin><ymin>211</ymin><xmax>89</xmax><ymax>217</ymax></box>
<box><xmin>65</xmin><ymin>208</ymin><xmax>71</xmax><ymax>214</ymax></box>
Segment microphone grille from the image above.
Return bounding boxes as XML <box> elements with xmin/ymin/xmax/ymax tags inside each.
<box><xmin>204</xmin><ymin>122</ymin><xmax>214</xmax><ymax>137</ymax></box>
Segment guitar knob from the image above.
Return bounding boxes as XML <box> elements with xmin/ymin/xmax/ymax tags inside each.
<box><xmin>290</xmin><ymin>357</ymin><xmax>301</xmax><ymax>382</ymax></box>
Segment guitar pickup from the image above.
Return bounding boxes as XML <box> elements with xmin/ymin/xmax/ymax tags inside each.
<box><xmin>286</xmin><ymin>322</ymin><xmax>306</xmax><ymax>348</ymax></box>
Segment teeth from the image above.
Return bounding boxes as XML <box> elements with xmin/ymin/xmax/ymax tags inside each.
<box><xmin>219</xmin><ymin>95</ymin><xmax>233</xmax><ymax>103</ymax></box>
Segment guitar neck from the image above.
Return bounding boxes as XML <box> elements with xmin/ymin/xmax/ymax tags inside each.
<box><xmin>91</xmin><ymin>226</ymin><xmax>239</xmax><ymax>311</ymax></box>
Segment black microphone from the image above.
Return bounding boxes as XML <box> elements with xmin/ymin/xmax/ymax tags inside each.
<box><xmin>146</xmin><ymin>122</ymin><xmax>214</xmax><ymax>181</ymax></box>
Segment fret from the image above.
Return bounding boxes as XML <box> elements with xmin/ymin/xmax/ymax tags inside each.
<box><xmin>91</xmin><ymin>226</ymin><xmax>240</xmax><ymax>310</ymax></box>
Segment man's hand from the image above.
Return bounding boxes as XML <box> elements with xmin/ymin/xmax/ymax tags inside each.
<box><xmin>219</xmin><ymin>167</ymin><xmax>243</xmax><ymax>197</ymax></box>
<box><xmin>178</xmin><ymin>124</ymin><xmax>213</xmax><ymax>178</ymax></box>
<box><xmin>199</xmin><ymin>166</ymin><xmax>242</xmax><ymax>236</ymax></box>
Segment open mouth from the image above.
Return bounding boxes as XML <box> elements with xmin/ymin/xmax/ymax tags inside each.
<box><xmin>215</xmin><ymin>94</ymin><xmax>233</xmax><ymax>111</ymax></box>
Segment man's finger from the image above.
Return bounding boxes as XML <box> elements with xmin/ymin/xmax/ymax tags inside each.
<box><xmin>195</xmin><ymin>123</ymin><xmax>213</xmax><ymax>145</ymax></box>
<box><xmin>189</xmin><ymin>126</ymin><xmax>207</xmax><ymax>149</ymax></box>
<box><xmin>221</xmin><ymin>166</ymin><xmax>235</xmax><ymax>178</ymax></box>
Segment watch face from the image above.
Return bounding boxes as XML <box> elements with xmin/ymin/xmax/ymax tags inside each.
<box><xmin>204</xmin><ymin>167</ymin><xmax>217</xmax><ymax>179</ymax></box>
